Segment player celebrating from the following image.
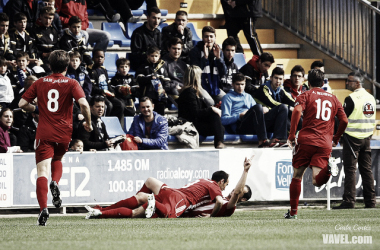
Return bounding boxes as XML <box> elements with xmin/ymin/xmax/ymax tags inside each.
<box><xmin>19</xmin><ymin>50</ymin><xmax>93</xmax><ymax>226</ymax></box>
<box><xmin>285</xmin><ymin>69</ymin><xmax>348</xmax><ymax>219</ymax></box>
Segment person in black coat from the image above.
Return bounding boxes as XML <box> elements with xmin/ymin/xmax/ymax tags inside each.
<box><xmin>177</xmin><ymin>65</ymin><xmax>225</xmax><ymax>149</ymax></box>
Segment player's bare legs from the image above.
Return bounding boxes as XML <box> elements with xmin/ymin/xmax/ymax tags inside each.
<box><xmin>312</xmin><ymin>166</ymin><xmax>331</xmax><ymax>187</ymax></box>
<box><xmin>142</xmin><ymin>177</ymin><xmax>165</xmax><ymax>195</ymax></box>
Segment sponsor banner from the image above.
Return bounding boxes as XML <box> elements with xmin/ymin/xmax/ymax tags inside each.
<box><xmin>0</xmin><ymin>154</ymin><xmax>13</xmax><ymax>207</ymax></box>
<box><xmin>303</xmin><ymin>148</ymin><xmax>380</xmax><ymax>199</ymax></box>
<box><xmin>12</xmin><ymin>150</ymin><xmax>219</xmax><ymax>206</ymax></box>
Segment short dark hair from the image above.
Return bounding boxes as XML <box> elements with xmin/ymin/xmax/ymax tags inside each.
<box><xmin>308</xmin><ymin>69</ymin><xmax>325</xmax><ymax>87</ymax></box>
<box><xmin>0</xmin><ymin>13</ymin><xmax>9</xmax><ymax>22</ymax></box>
<box><xmin>310</xmin><ymin>61</ymin><xmax>324</xmax><ymax>69</ymax></box>
<box><xmin>211</xmin><ymin>170</ymin><xmax>229</xmax><ymax>183</ymax></box>
<box><xmin>14</xmin><ymin>12</ymin><xmax>27</xmax><ymax>22</ymax></box>
<box><xmin>202</xmin><ymin>26</ymin><xmax>215</xmax><ymax>36</ymax></box>
<box><xmin>259</xmin><ymin>52</ymin><xmax>274</xmax><ymax>64</ymax></box>
<box><xmin>139</xmin><ymin>96</ymin><xmax>153</xmax><ymax>104</ymax></box>
<box><xmin>222</xmin><ymin>37</ymin><xmax>237</xmax><ymax>50</ymax></box>
<box><xmin>167</xmin><ymin>37</ymin><xmax>183</xmax><ymax>49</ymax></box>
<box><xmin>291</xmin><ymin>65</ymin><xmax>305</xmax><ymax>77</ymax></box>
<box><xmin>271</xmin><ymin>67</ymin><xmax>284</xmax><ymax>77</ymax></box>
<box><xmin>116</xmin><ymin>58</ymin><xmax>130</xmax><ymax>68</ymax></box>
<box><xmin>92</xmin><ymin>49</ymin><xmax>105</xmax><ymax>58</ymax></box>
<box><xmin>48</xmin><ymin>50</ymin><xmax>70</xmax><ymax>73</ymax></box>
<box><xmin>0</xmin><ymin>56</ymin><xmax>6</xmax><ymax>67</ymax></box>
<box><xmin>147</xmin><ymin>46</ymin><xmax>160</xmax><ymax>55</ymax></box>
<box><xmin>90</xmin><ymin>95</ymin><xmax>106</xmax><ymax>106</ymax></box>
<box><xmin>242</xmin><ymin>185</ymin><xmax>252</xmax><ymax>201</ymax></box>
<box><xmin>175</xmin><ymin>10</ymin><xmax>188</xmax><ymax>19</ymax></box>
<box><xmin>40</xmin><ymin>6</ymin><xmax>55</xmax><ymax>17</ymax></box>
<box><xmin>16</xmin><ymin>52</ymin><xmax>29</xmax><ymax>61</ymax></box>
<box><xmin>348</xmin><ymin>71</ymin><xmax>364</xmax><ymax>83</ymax></box>
<box><xmin>70</xmin><ymin>139</ymin><xmax>83</xmax><ymax>148</ymax></box>
<box><xmin>68</xmin><ymin>16</ymin><xmax>82</xmax><ymax>27</ymax></box>
<box><xmin>69</xmin><ymin>51</ymin><xmax>81</xmax><ymax>59</ymax></box>
<box><xmin>147</xmin><ymin>7</ymin><xmax>161</xmax><ymax>17</ymax></box>
<box><xmin>232</xmin><ymin>73</ymin><xmax>246</xmax><ymax>84</ymax></box>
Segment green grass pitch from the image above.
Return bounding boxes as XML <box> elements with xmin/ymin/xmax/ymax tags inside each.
<box><xmin>0</xmin><ymin>208</ymin><xmax>379</xmax><ymax>250</ymax></box>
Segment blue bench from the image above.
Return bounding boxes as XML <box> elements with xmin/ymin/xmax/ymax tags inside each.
<box><xmin>101</xmin><ymin>22</ymin><xmax>131</xmax><ymax>47</ymax></box>
<box><xmin>104</xmin><ymin>53</ymin><xmax>119</xmax><ymax>78</ymax></box>
<box><xmin>101</xmin><ymin>117</ymin><xmax>125</xmax><ymax>138</ymax></box>
<box><xmin>234</xmin><ymin>53</ymin><xmax>246</xmax><ymax>69</ymax></box>
<box><xmin>186</xmin><ymin>23</ymin><xmax>201</xmax><ymax>46</ymax></box>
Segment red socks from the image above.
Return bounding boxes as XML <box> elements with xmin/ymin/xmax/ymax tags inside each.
<box><xmin>102</xmin><ymin>196</ymin><xmax>139</xmax><ymax>211</ymax></box>
<box><xmin>51</xmin><ymin>160</ymin><xmax>63</xmax><ymax>184</ymax></box>
<box><xmin>154</xmin><ymin>201</ymin><xmax>168</xmax><ymax>218</ymax></box>
<box><xmin>315</xmin><ymin>167</ymin><xmax>331</xmax><ymax>187</ymax></box>
<box><xmin>100</xmin><ymin>208</ymin><xmax>133</xmax><ymax>218</ymax></box>
<box><xmin>36</xmin><ymin>177</ymin><xmax>48</xmax><ymax>211</ymax></box>
<box><xmin>137</xmin><ymin>184</ymin><xmax>152</xmax><ymax>194</ymax></box>
<box><xmin>289</xmin><ymin>178</ymin><xmax>301</xmax><ymax>216</ymax></box>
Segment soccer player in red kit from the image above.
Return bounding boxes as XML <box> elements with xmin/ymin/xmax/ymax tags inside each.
<box><xmin>285</xmin><ymin>69</ymin><xmax>348</xmax><ymax>219</ymax></box>
<box><xmin>19</xmin><ymin>50</ymin><xmax>93</xmax><ymax>226</ymax></box>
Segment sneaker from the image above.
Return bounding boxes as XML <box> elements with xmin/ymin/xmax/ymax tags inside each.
<box><xmin>332</xmin><ymin>203</ymin><xmax>354</xmax><ymax>209</ymax></box>
<box><xmin>145</xmin><ymin>194</ymin><xmax>156</xmax><ymax>218</ymax></box>
<box><xmin>84</xmin><ymin>205</ymin><xmax>102</xmax><ymax>219</ymax></box>
<box><xmin>50</xmin><ymin>181</ymin><xmax>62</xmax><ymax>208</ymax></box>
<box><xmin>328</xmin><ymin>158</ymin><xmax>339</xmax><ymax>177</ymax></box>
<box><xmin>37</xmin><ymin>208</ymin><xmax>49</xmax><ymax>226</ymax></box>
<box><xmin>270</xmin><ymin>139</ymin><xmax>287</xmax><ymax>148</ymax></box>
<box><xmin>258</xmin><ymin>140</ymin><xmax>271</xmax><ymax>148</ymax></box>
<box><xmin>284</xmin><ymin>209</ymin><xmax>297</xmax><ymax>219</ymax></box>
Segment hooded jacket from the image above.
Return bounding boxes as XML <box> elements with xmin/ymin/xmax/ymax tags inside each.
<box><xmin>283</xmin><ymin>79</ymin><xmax>309</xmax><ymax>100</ymax></box>
<box><xmin>59</xmin><ymin>29</ymin><xmax>93</xmax><ymax>65</ymax></box>
<box><xmin>239</xmin><ymin>55</ymin><xmax>268</xmax><ymax>96</ymax></box>
<box><xmin>254</xmin><ymin>80</ymin><xmax>295</xmax><ymax>108</ymax></box>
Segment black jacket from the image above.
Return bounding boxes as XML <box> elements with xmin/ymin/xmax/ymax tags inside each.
<box><xmin>87</xmin><ymin>64</ymin><xmax>113</xmax><ymax>96</ymax></box>
<box><xmin>5</xmin><ymin>0</ymin><xmax>38</xmax><ymax>31</ymax></box>
<box><xmin>220</xmin><ymin>58</ymin><xmax>239</xmax><ymax>93</ymax></box>
<box><xmin>221</xmin><ymin>0</ymin><xmax>262</xmax><ymax>19</ymax></box>
<box><xmin>239</xmin><ymin>56</ymin><xmax>267</xmax><ymax>96</ymax></box>
<box><xmin>29</xmin><ymin>23</ymin><xmax>59</xmax><ymax>62</ymax></box>
<box><xmin>66</xmin><ymin>65</ymin><xmax>92</xmax><ymax>98</ymax></box>
<box><xmin>130</xmin><ymin>23</ymin><xmax>161</xmax><ymax>70</ymax></box>
<box><xmin>0</xmin><ymin>34</ymin><xmax>15</xmax><ymax>61</ymax></box>
<box><xmin>162</xmin><ymin>54</ymin><xmax>187</xmax><ymax>96</ymax></box>
<box><xmin>161</xmin><ymin>23</ymin><xmax>193</xmax><ymax>61</ymax></box>
<box><xmin>9</xmin><ymin>30</ymin><xmax>35</xmax><ymax>59</ymax></box>
<box><xmin>110</xmin><ymin>72</ymin><xmax>138</xmax><ymax>104</ymax></box>
<box><xmin>9</xmin><ymin>66</ymin><xmax>34</xmax><ymax>93</ymax></box>
<box><xmin>59</xmin><ymin>29</ymin><xmax>93</xmax><ymax>65</ymax></box>
<box><xmin>77</xmin><ymin>114</ymin><xmax>110</xmax><ymax>151</ymax></box>
<box><xmin>16</xmin><ymin>114</ymin><xmax>37</xmax><ymax>152</ymax></box>
<box><xmin>254</xmin><ymin>81</ymin><xmax>295</xmax><ymax>109</ymax></box>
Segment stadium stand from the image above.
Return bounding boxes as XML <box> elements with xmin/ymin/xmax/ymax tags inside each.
<box><xmin>104</xmin><ymin>53</ymin><xmax>119</xmax><ymax>78</ymax></box>
<box><xmin>186</xmin><ymin>22</ymin><xmax>201</xmax><ymax>46</ymax></box>
<box><xmin>101</xmin><ymin>22</ymin><xmax>131</xmax><ymax>47</ymax></box>
<box><xmin>234</xmin><ymin>53</ymin><xmax>246</xmax><ymax>69</ymax></box>
<box><xmin>101</xmin><ymin>116</ymin><xmax>126</xmax><ymax>138</ymax></box>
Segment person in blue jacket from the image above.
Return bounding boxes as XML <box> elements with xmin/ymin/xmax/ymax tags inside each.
<box><xmin>128</xmin><ymin>96</ymin><xmax>168</xmax><ymax>150</ymax></box>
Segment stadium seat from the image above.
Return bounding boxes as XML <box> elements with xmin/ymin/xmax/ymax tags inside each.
<box><xmin>101</xmin><ymin>22</ymin><xmax>131</xmax><ymax>47</ymax></box>
<box><xmin>240</xmin><ymin>133</ymin><xmax>273</xmax><ymax>142</ymax></box>
<box><xmin>143</xmin><ymin>9</ymin><xmax>168</xmax><ymax>16</ymax></box>
<box><xmin>186</xmin><ymin>23</ymin><xmax>201</xmax><ymax>46</ymax></box>
<box><xmin>101</xmin><ymin>117</ymin><xmax>125</xmax><ymax>138</ymax></box>
<box><xmin>104</xmin><ymin>53</ymin><xmax>119</xmax><ymax>78</ymax></box>
<box><xmin>234</xmin><ymin>53</ymin><xmax>246</xmax><ymax>69</ymax></box>
<box><xmin>88</xmin><ymin>22</ymin><xmax>94</xmax><ymax>29</ymax></box>
<box><xmin>138</xmin><ymin>2</ymin><xmax>146</xmax><ymax>10</ymax></box>
<box><xmin>158</xmin><ymin>22</ymin><xmax>168</xmax><ymax>31</ymax></box>
<box><xmin>87</xmin><ymin>9</ymin><xmax>103</xmax><ymax>16</ymax></box>
<box><xmin>126</xmin><ymin>22</ymin><xmax>143</xmax><ymax>39</ymax></box>
<box><xmin>123</xmin><ymin>116</ymin><xmax>134</xmax><ymax>133</ymax></box>
<box><xmin>199</xmin><ymin>133</ymin><xmax>240</xmax><ymax>144</ymax></box>
<box><xmin>131</xmin><ymin>10</ymin><xmax>144</xmax><ymax>16</ymax></box>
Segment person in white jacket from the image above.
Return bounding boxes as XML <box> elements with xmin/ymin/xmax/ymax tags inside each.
<box><xmin>0</xmin><ymin>56</ymin><xmax>14</xmax><ymax>108</ymax></box>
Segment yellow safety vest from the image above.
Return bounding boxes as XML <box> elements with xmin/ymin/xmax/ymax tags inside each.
<box><xmin>345</xmin><ymin>88</ymin><xmax>376</xmax><ymax>139</ymax></box>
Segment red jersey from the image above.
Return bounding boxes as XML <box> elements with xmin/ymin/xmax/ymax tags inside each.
<box><xmin>295</xmin><ymin>88</ymin><xmax>345</xmax><ymax>148</ymax></box>
<box><xmin>183</xmin><ymin>197</ymin><xmax>236</xmax><ymax>217</ymax></box>
<box><xmin>177</xmin><ymin>179</ymin><xmax>223</xmax><ymax>208</ymax></box>
<box><xmin>22</xmin><ymin>73</ymin><xmax>85</xmax><ymax>143</ymax></box>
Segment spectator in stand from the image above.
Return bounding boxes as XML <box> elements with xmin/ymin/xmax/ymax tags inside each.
<box><xmin>177</xmin><ymin>65</ymin><xmax>225</xmax><ymax>149</ymax></box>
<box><xmin>0</xmin><ymin>13</ymin><xmax>16</xmax><ymax>67</ymax></box>
<box><xmin>309</xmin><ymin>61</ymin><xmax>332</xmax><ymax>93</ymax></box>
<box><xmin>239</xmin><ymin>52</ymin><xmax>274</xmax><ymax>97</ymax></box>
<box><xmin>77</xmin><ymin>95</ymin><xmax>113</xmax><ymax>151</ymax></box>
<box><xmin>9</xmin><ymin>12</ymin><xmax>38</xmax><ymax>64</ymax></box>
<box><xmin>161</xmin><ymin>11</ymin><xmax>193</xmax><ymax>64</ymax></box>
<box><xmin>130</xmin><ymin>7</ymin><xmax>162</xmax><ymax>70</ymax></box>
<box><xmin>4</xmin><ymin>0</ymin><xmax>38</xmax><ymax>31</ymax></box>
<box><xmin>59</xmin><ymin>16</ymin><xmax>93</xmax><ymax>66</ymax></box>
<box><xmin>17</xmin><ymin>109</ymin><xmax>38</xmax><ymax>152</ymax></box>
<box><xmin>69</xmin><ymin>139</ymin><xmax>84</xmax><ymax>153</ymax></box>
<box><xmin>0</xmin><ymin>108</ymin><xmax>23</xmax><ymax>153</ymax></box>
<box><xmin>87</xmin><ymin>49</ymin><xmax>125</xmax><ymax>123</ymax></box>
<box><xmin>55</xmin><ymin>0</ymin><xmax>111</xmax><ymax>51</ymax></box>
<box><xmin>9</xmin><ymin>52</ymin><xmax>35</xmax><ymax>94</ymax></box>
<box><xmin>110</xmin><ymin>58</ymin><xmax>138</xmax><ymax>117</ymax></box>
<box><xmin>128</xmin><ymin>96</ymin><xmax>168</xmax><ymax>150</ymax></box>
<box><xmin>283</xmin><ymin>65</ymin><xmax>309</xmax><ymax>100</ymax></box>
<box><xmin>0</xmin><ymin>57</ymin><xmax>14</xmax><ymax>109</ymax></box>
<box><xmin>189</xmin><ymin>26</ymin><xmax>227</xmax><ymax>103</ymax></box>
<box><xmin>220</xmin><ymin>37</ymin><xmax>239</xmax><ymax>93</ymax></box>
<box><xmin>136</xmin><ymin>46</ymin><xmax>169</xmax><ymax>116</ymax></box>
<box><xmin>29</xmin><ymin>6</ymin><xmax>59</xmax><ymax>73</ymax></box>
<box><xmin>221</xmin><ymin>73</ymin><xmax>288</xmax><ymax>147</ymax></box>
<box><xmin>35</xmin><ymin>0</ymin><xmax>63</xmax><ymax>37</ymax></box>
<box><xmin>66</xmin><ymin>51</ymin><xmax>92</xmax><ymax>99</ymax></box>
<box><xmin>221</xmin><ymin>0</ymin><xmax>263</xmax><ymax>55</ymax></box>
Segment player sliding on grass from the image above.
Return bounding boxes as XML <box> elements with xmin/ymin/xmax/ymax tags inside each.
<box><xmin>285</xmin><ymin>69</ymin><xmax>348</xmax><ymax>219</ymax></box>
<box><xmin>85</xmin><ymin>156</ymin><xmax>252</xmax><ymax>219</ymax></box>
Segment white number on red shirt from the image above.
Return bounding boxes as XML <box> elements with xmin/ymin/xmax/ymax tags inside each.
<box><xmin>47</xmin><ymin>89</ymin><xmax>59</xmax><ymax>112</ymax></box>
<box><xmin>315</xmin><ymin>98</ymin><xmax>332</xmax><ymax>121</ymax></box>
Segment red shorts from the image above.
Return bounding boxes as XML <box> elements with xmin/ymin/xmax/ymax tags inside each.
<box><xmin>155</xmin><ymin>187</ymin><xmax>189</xmax><ymax>218</ymax></box>
<box><xmin>292</xmin><ymin>143</ymin><xmax>331</xmax><ymax>169</ymax></box>
<box><xmin>35</xmin><ymin>139</ymin><xmax>69</xmax><ymax>164</ymax></box>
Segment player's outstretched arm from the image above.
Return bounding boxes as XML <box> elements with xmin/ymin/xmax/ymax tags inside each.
<box><xmin>226</xmin><ymin>156</ymin><xmax>253</xmax><ymax>209</ymax></box>
<box><xmin>18</xmin><ymin>98</ymin><xmax>36</xmax><ymax>112</ymax></box>
<box><xmin>78</xmin><ymin>97</ymin><xmax>93</xmax><ymax>132</ymax></box>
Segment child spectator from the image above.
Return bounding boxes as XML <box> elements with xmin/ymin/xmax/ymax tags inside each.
<box><xmin>87</xmin><ymin>49</ymin><xmax>125</xmax><ymax>123</ymax></box>
<box><xmin>0</xmin><ymin>57</ymin><xmax>14</xmax><ymax>109</ymax></box>
<box><xmin>110</xmin><ymin>58</ymin><xmax>138</xmax><ymax>117</ymax></box>
<box><xmin>0</xmin><ymin>13</ymin><xmax>16</xmax><ymax>67</ymax></box>
<box><xmin>10</xmin><ymin>52</ymin><xmax>35</xmax><ymax>94</ymax></box>
<box><xmin>9</xmin><ymin>12</ymin><xmax>38</xmax><ymax>65</ymax></box>
<box><xmin>69</xmin><ymin>139</ymin><xmax>84</xmax><ymax>153</ymax></box>
<box><xmin>59</xmin><ymin>16</ymin><xmax>93</xmax><ymax>66</ymax></box>
<box><xmin>66</xmin><ymin>51</ymin><xmax>92</xmax><ymax>99</ymax></box>
<box><xmin>136</xmin><ymin>46</ymin><xmax>169</xmax><ymax>116</ymax></box>
<box><xmin>29</xmin><ymin>6</ymin><xmax>59</xmax><ymax>73</ymax></box>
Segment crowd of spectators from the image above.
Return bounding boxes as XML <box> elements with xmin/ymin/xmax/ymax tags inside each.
<box><xmin>0</xmin><ymin>3</ymin><xmax>333</xmax><ymax>152</ymax></box>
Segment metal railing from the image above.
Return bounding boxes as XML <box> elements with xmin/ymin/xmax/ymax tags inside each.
<box><xmin>262</xmin><ymin>0</ymin><xmax>379</xmax><ymax>88</ymax></box>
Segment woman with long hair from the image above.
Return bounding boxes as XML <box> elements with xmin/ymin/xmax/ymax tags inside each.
<box><xmin>177</xmin><ymin>65</ymin><xmax>225</xmax><ymax>149</ymax></box>
<box><xmin>0</xmin><ymin>108</ymin><xmax>23</xmax><ymax>153</ymax></box>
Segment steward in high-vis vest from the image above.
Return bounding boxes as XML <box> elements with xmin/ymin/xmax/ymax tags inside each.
<box><xmin>333</xmin><ymin>72</ymin><xmax>376</xmax><ymax>209</ymax></box>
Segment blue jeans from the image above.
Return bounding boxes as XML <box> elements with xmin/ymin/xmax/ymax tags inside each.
<box><xmin>86</xmin><ymin>29</ymin><xmax>111</xmax><ymax>51</ymax></box>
